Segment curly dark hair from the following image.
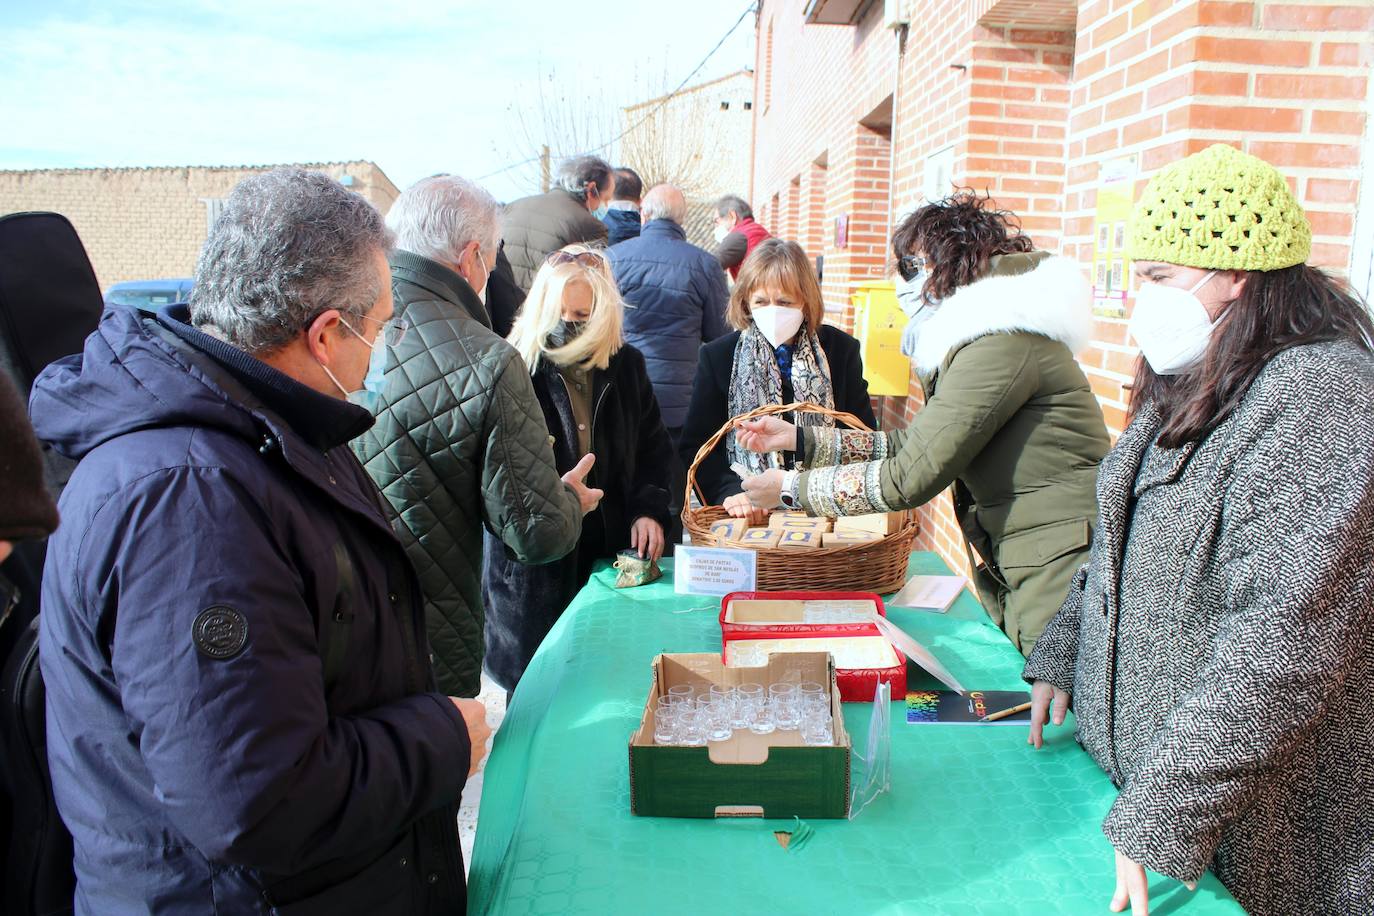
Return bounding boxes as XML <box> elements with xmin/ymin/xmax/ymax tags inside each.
<box><xmin>890</xmin><ymin>189</ymin><xmax>1033</xmax><ymax>303</ymax></box>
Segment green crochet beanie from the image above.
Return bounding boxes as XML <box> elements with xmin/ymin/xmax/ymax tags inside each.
<box><xmin>1127</xmin><ymin>144</ymin><xmax>1311</xmax><ymax>271</ymax></box>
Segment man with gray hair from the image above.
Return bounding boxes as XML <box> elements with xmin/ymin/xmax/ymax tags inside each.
<box><xmin>353</xmin><ymin>173</ymin><xmax>598</xmax><ymax>699</ymax></box>
<box><xmin>31</xmin><ymin>167</ymin><xmax>487</xmax><ymax>913</ymax></box>
<box><xmin>712</xmin><ymin>193</ymin><xmax>772</xmax><ymax>280</ymax></box>
<box><xmin>500</xmin><ymin>154</ymin><xmax>614</xmax><ymax>290</ymax></box>
<box><xmin>607</xmin><ymin>184</ymin><xmax>730</xmax><ymax>539</ymax></box>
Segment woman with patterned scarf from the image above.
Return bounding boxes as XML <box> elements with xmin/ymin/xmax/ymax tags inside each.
<box><xmin>737</xmin><ymin>192</ymin><xmax>1109</xmax><ymax>657</ymax></box>
<box><xmin>678</xmin><ymin>239</ymin><xmax>874</xmax><ymax>524</ymax></box>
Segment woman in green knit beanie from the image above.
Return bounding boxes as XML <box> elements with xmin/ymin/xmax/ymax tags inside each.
<box><xmin>1024</xmin><ymin>143</ymin><xmax>1374</xmax><ymax>916</ymax></box>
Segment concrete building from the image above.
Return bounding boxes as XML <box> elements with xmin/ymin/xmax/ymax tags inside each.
<box><xmin>0</xmin><ymin>161</ymin><xmax>399</xmax><ymax>293</ymax></box>
<box><xmin>621</xmin><ymin>69</ymin><xmax>755</xmax><ymax>246</ymax></box>
<box><xmin>750</xmin><ymin>0</ymin><xmax>1374</xmax><ymax>574</ymax></box>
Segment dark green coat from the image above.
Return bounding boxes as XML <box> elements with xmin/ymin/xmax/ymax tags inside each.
<box><xmin>798</xmin><ymin>252</ymin><xmax>1108</xmax><ymax>653</ymax></box>
<box><xmin>352</xmin><ymin>251</ymin><xmax>582</xmax><ymax>696</ymax></box>
<box><xmin>501</xmin><ymin>190</ymin><xmax>608</xmax><ymax>291</ymax></box>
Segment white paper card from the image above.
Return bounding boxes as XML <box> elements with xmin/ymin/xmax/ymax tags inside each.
<box><xmin>673</xmin><ymin>546</ymin><xmax>757</xmax><ymax>596</ymax></box>
<box><xmin>888</xmin><ymin>575</ymin><xmax>966</xmax><ymax>613</ymax></box>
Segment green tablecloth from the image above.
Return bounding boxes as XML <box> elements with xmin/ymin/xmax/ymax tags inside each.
<box><xmin>468</xmin><ymin>552</ymin><xmax>1242</xmax><ymax>915</ymax></box>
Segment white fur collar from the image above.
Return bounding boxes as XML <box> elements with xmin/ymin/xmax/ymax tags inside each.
<box><xmin>913</xmin><ymin>254</ymin><xmax>1094</xmax><ymax>374</ymax></box>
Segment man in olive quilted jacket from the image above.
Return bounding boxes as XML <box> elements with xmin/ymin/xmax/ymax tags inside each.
<box><xmin>353</xmin><ymin>174</ymin><xmax>601</xmax><ymax>697</ymax></box>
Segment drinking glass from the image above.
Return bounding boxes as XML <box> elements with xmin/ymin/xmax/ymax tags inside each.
<box><xmin>798</xmin><ymin>682</ymin><xmax>828</xmax><ymax>714</ymax></box>
<box><xmin>801</xmin><ymin>710</ymin><xmax>833</xmax><ymax>746</ymax></box>
<box><xmin>769</xmin><ymin>683</ymin><xmax>800</xmax><ymax>731</ymax></box>
<box><xmin>746</xmin><ymin>698</ymin><xmax>776</xmax><ymax>735</ymax></box>
<box><xmin>677</xmin><ymin>701</ymin><xmax>707</xmax><ymax>746</ymax></box>
<box><xmin>668</xmin><ymin>684</ymin><xmax>694</xmax><ymax>706</ymax></box>
<box><xmin>654</xmin><ymin>698</ymin><xmax>679</xmax><ymax>745</ymax></box>
<box><xmin>703</xmin><ymin>699</ymin><xmax>734</xmax><ymax>742</ymax></box>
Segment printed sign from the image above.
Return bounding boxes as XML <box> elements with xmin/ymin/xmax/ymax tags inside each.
<box><xmin>1092</xmin><ymin>154</ymin><xmax>1138</xmax><ymax>319</ymax></box>
<box><xmin>673</xmin><ymin>546</ymin><xmax>757</xmax><ymax>596</ymax></box>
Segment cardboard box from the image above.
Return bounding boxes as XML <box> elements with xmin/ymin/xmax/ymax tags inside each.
<box><xmin>775</xmin><ymin>528</ymin><xmax>822</xmax><ymax>549</ymax></box>
<box><xmin>629</xmin><ymin>652</ymin><xmax>851</xmax><ymax>819</ymax></box>
<box><xmin>771</xmin><ymin>517</ymin><xmax>832</xmax><ymax>533</ymax></box>
<box><xmin>719</xmin><ymin>592</ymin><xmax>907</xmax><ymax>702</ymax></box>
<box><xmin>821</xmin><ymin>530</ymin><xmax>882</xmax><ymax>548</ymax></box>
<box><xmin>708</xmin><ymin>518</ymin><xmax>748</xmax><ymax>543</ymax></box>
<box><xmin>768</xmin><ymin>510</ymin><xmax>812</xmax><ymax>526</ymax></box>
<box><xmin>833</xmin><ymin>512</ymin><xmax>905</xmax><ymax>536</ymax></box>
<box><xmin>739</xmin><ymin>528</ymin><xmax>782</xmax><ymax>549</ymax></box>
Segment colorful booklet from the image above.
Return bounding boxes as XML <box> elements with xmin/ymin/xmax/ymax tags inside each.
<box><xmin>905</xmin><ymin>690</ymin><xmax>1031</xmax><ymax>725</ymax></box>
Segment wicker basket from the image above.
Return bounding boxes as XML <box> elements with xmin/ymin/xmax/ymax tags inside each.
<box><xmin>682</xmin><ymin>401</ymin><xmax>919</xmax><ymax>593</ymax></box>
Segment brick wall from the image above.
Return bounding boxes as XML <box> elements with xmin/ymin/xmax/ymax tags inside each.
<box><xmin>752</xmin><ymin>0</ymin><xmax>1373</xmax><ymax>578</ymax></box>
<box><xmin>0</xmin><ymin>162</ymin><xmax>399</xmax><ymax>291</ymax></box>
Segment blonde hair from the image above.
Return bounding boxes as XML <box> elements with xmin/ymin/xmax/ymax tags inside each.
<box><xmin>726</xmin><ymin>238</ymin><xmax>825</xmax><ymax>332</ymax></box>
<box><xmin>509</xmin><ymin>244</ymin><xmax>624</xmax><ymax>372</ymax></box>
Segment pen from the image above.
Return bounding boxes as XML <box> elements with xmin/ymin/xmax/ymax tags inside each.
<box><xmin>980</xmin><ymin>701</ymin><xmax>1032</xmax><ymax>722</ymax></box>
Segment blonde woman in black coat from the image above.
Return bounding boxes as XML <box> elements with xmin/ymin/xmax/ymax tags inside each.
<box><xmin>482</xmin><ymin>246</ymin><xmax>673</xmax><ymax>692</ymax></box>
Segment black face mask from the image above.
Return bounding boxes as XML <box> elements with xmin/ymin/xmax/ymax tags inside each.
<box><xmin>546</xmin><ymin>320</ymin><xmax>588</xmax><ymax>349</ymax></box>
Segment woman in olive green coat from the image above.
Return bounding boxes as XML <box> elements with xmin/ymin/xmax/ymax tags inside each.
<box><xmin>739</xmin><ymin>192</ymin><xmax>1109</xmax><ymax>655</ymax></box>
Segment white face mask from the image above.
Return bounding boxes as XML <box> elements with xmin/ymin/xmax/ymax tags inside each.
<box><xmin>751</xmin><ymin>305</ymin><xmax>805</xmax><ymax>349</ymax></box>
<box><xmin>467</xmin><ymin>246</ymin><xmax>490</xmax><ymax>305</ymax></box>
<box><xmin>1128</xmin><ymin>271</ymin><xmax>1218</xmax><ymax>375</ymax></box>
<box><xmin>894</xmin><ymin>272</ymin><xmax>928</xmax><ymax>319</ymax></box>
<box><xmin>712</xmin><ymin>224</ymin><xmax>730</xmax><ymax>244</ymax></box>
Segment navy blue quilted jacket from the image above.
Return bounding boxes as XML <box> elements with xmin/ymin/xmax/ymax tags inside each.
<box><xmin>31</xmin><ymin>306</ymin><xmax>470</xmax><ymax>914</ymax></box>
<box><xmin>607</xmin><ymin>219</ymin><xmax>730</xmax><ymax>429</ymax></box>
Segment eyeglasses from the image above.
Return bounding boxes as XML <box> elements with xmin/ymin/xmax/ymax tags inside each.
<box><xmin>897</xmin><ymin>254</ymin><xmax>927</xmax><ymax>281</ymax></box>
<box><xmin>348</xmin><ymin>313</ymin><xmax>408</xmax><ymax>347</ymax></box>
<box><xmin>546</xmin><ymin>250</ymin><xmax>606</xmax><ymax>269</ymax></box>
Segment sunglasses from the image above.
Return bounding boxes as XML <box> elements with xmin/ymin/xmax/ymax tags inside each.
<box><xmin>897</xmin><ymin>254</ymin><xmax>927</xmax><ymax>281</ymax></box>
<box><xmin>546</xmin><ymin>250</ymin><xmax>606</xmax><ymax>268</ymax></box>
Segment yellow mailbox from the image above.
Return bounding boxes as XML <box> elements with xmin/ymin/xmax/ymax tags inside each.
<box><xmin>849</xmin><ymin>280</ymin><xmax>910</xmax><ymax>397</ymax></box>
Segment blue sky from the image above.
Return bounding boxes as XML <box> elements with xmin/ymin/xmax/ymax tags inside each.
<box><xmin>0</xmin><ymin>0</ymin><xmax>757</xmax><ymax>200</ymax></box>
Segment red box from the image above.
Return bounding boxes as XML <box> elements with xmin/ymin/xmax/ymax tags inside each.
<box><xmin>718</xmin><ymin>591</ymin><xmax>906</xmax><ymax>702</ymax></box>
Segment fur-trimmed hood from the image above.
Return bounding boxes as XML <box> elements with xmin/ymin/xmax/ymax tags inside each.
<box><xmin>913</xmin><ymin>253</ymin><xmax>1094</xmax><ymax>374</ymax></box>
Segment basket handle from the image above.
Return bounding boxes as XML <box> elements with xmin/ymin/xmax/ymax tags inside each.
<box><xmin>683</xmin><ymin>400</ymin><xmax>873</xmax><ymax>511</ymax></box>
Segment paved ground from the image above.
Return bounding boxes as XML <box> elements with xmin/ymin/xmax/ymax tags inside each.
<box><xmin>459</xmin><ymin>672</ymin><xmax>508</xmax><ymax>874</ymax></box>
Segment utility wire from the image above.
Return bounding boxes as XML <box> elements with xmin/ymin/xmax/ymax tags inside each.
<box><xmin>478</xmin><ymin>2</ymin><xmax>757</xmax><ymax>182</ymax></box>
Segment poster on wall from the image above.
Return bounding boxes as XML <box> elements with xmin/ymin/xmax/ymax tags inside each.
<box><xmin>1091</xmin><ymin>155</ymin><xmax>1137</xmax><ymax>318</ymax></box>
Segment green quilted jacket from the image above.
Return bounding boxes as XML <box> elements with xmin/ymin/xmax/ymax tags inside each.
<box><xmin>353</xmin><ymin>251</ymin><xmax>582</xmax><ymax>696</ymax></box>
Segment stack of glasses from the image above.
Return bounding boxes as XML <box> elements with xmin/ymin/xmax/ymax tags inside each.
<box><xmin>801</xmin><ymin>604</ymin><xmax>875</xmax><ymax>624</ymax></box>
<box><xmin>653</xmin><ymin>681</ymin><xmax>835</xmax><ymax>747</ymax></box>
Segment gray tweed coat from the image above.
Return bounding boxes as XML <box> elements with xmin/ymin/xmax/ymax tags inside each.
<box><xmin>1024</xmin><ymin>339</ymin><xmax>1374</xmax><ymax>916</ymax></box>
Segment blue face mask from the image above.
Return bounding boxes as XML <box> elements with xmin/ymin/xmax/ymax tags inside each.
<box><xmin>589</xmin><ymin>184</ymin><xmax>609</xmax><ymax>220</ymax></box>
<box><xmin>320</xmin><ymin>318</ymin><xmax>389</xmax><ymax>412</ymax></box>
<box><xmin>349</xmin><ymin>331</ymin><xmax>388</xmax><ymax>411</ymax></box>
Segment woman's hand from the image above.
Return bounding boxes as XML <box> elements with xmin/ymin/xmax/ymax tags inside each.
<box><xmin>1111</xmin><ymin>849</ymin><xmax>1150</xmax><ymax>915</ymax></box>
<box><xmin>629</xmin><ymin>517</ymin><xmax>665</xmax><ymax>562</ymax></box>
<box><xmin>1110</xmin><ymin>847</ymin><xmax>1197</xmax><ymax>915</ymax></box>
<box><xmin>722</xmin><ymin>493</ymin><xmax>769</xmax><ymax>526</ymax></box>
<box><xmin>734</xmin><ymin>417</ymin><xmax>796</xmax><ymax>454</ymax></box>
<box><xmin>741</xmin><ymin>469</ymin><xmax>785</xmax><ymax>510</ymax></box>
<box><xmin>1027</xmin><ymin>680</ymin><xmax>1070</xmax><ymax>749</ymax></box>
